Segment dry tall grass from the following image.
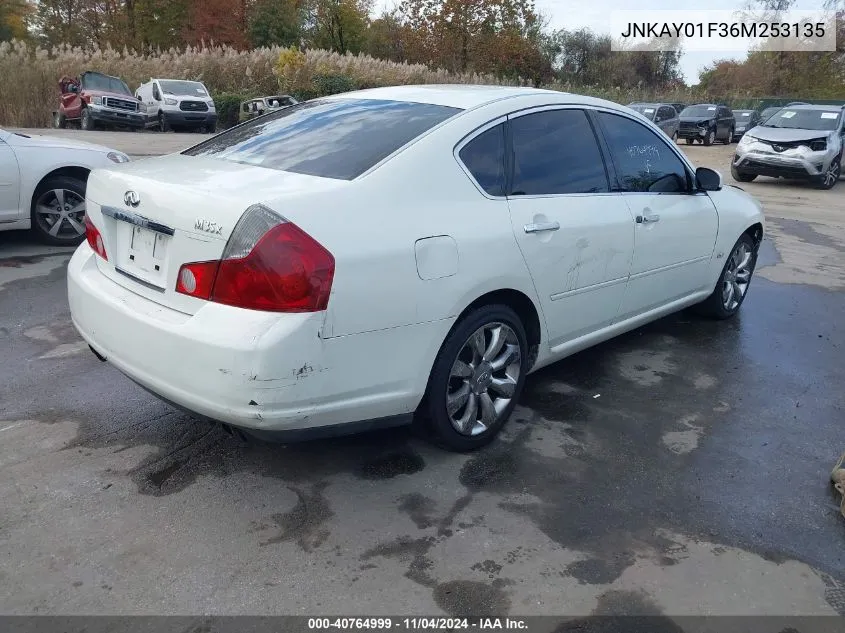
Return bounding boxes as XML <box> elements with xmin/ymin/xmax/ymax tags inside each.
<box><xmin>0</xmin><ymin>40</ymin><xmax>702</xmax><ymax>127</ymax></box>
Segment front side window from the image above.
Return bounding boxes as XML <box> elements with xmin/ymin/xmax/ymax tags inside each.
<box><xmin>458</xmin><ymin>123</ymin><xmax>506</xmax><ymax>196</ymax></box>
<box><xmin>183</xmin><ymin>98</ymin><xmax>462</xmax><ymax>181</ymax></box>
<box><xmin>509</xmin><ymin>109</ymin><xmax>608</xmax><ymax>196</ymax></box>
<box><xmin>597</xmin><ymin>112</ymin><xmax>689</xmax><ymax>194</ymax></box>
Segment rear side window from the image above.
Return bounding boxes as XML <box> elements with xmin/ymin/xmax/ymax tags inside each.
<box><xmin>597</xmin><ymin>112</ymin><xmax>689</xmax><ymax>193</ymax></box>
<box><xmin>659</xmin><ymin>106</ymin><xmax>674</xmax><ymax>119</ymax></box>
<box><xmin>510</xmin><ymin>109</ymin><xmax>608</xmax><ymax>195</ymax></box>
<box><xmin>459</xmin><ymin>123</ymin><xmax>506</xmax><ymax>196</ymax></box>
<box><xmin>183</xmin><ymin>98</ymin><xmax>462</xmax><ymax>180</ymax></box>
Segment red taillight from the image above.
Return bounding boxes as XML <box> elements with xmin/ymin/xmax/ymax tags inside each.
<box><xmin>85</xmin><ymin>215</ymin><xmax>108</xmax><ymax>261</ymax></box>
<box><xmin>175</xmin><ymin>261</ymin><xmax>218</xmax><ymax>300</ymax></box>
<box><xmin>176</xmin><ymin>206</ymin><xmax>335</xmax><ymax>313</ymax></box>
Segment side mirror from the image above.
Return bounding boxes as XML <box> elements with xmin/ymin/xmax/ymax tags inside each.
<box><xmin>696</xmin><ymin>167</ymin><xmax>722</xmax><ymax>191</ymax></box>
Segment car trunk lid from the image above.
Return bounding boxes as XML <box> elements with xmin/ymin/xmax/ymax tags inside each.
<box><xmin>85</xmin><ymin>154</ymin><xmax>344</xmax><ymax>315</ymax></box>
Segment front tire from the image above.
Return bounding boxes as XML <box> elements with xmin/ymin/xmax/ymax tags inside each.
<box><xmin>80</xmin><ymin>107</ymin><xmax>95</xmax><ymax>131</ymax></box>
<box><xmin>692</xmin><ymin>233</ymin><xmax>757</xmax><ymax>319</ymax></box>
<box><xmin>731</xmin><ymin>165</ymin><xmax>757</xmax><ymax>182</ymax></box>
<box><xmin>418</xmin><ymin>304</ymin><xmax>528</xmax><ymax>452</ymax></box>
<box><xmin>30</xmin><ymin>175</ymin><xmax>88</xmax><ymax>246</ymax></box>
<box><xmin>685</xmin><ymin>138</ymin><xmax>694</xmax><ymax>145</ymax></box>
<box><xmin>703</xmin><ymin>129</ymin><xmax>716</xmax><ymax>146</ymax></box>
<box><xmin>158</xmin><ymin>112</ymin><xmax>170</xmax><ymax>132</ymax></box>
<box><xmin>54</xmin><ymin>112</ymin><xmax>66</xmax><ymax>129</ymax></box>
<box><xmin>816</xmin><ymin>153</ymin><xmax>841</xmax><ymax>190</ymax></box>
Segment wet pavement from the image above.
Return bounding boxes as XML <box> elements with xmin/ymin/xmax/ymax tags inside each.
<box><xmin>0</xmin><ymin>140</ymin><xmax>844</xmax><ymax>617</ymax></box>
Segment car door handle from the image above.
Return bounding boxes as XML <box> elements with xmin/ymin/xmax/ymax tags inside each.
<box><xmin>524</xmin><ymin>221</ymin><xmax>560</xmax><ymax>233</ymax></box>
<box><xmin>636</xmin><ymin>214</ymin><xmax>660</xmax><ymax>224</ymax></box>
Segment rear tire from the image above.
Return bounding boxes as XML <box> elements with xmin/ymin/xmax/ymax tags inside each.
<box><xmin>54</xmin><ymin>112</ymin><xmax>66</xmax><ymax>129</ymax></box>
<box><xmin>671</xmin><ymin>131</ymin><xmax>678</xmax><ymax>143</ymax></box>
<box><xmin>692</xmin><ymin>233</ymin><xmax>757</xmax><ymax>320</ymax></box>
<box><xmin>417</xmin><ymin>304</ymin><xmax>528</xmax><ymax>452</ymax></box>
<box><xmin>725</xmin><ymin>127</ymin><xmax>735</xmax><ymax>144</ymax></box>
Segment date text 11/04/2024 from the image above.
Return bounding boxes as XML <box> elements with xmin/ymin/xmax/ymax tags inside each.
<box><xmin>308</xmin><ymin>618</ymin><xmax>529</xmax><ymax>630</ymax></box>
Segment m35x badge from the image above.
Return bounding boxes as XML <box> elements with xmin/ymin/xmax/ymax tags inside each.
<box><xmin>195</xmin><ymin>218</ymin><xmax>223</xmax><ymax>235</ymax></box>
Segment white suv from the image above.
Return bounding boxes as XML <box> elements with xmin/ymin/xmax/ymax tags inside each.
<box><xmin>135</xmin><ymin>78</ymin><xmax>217</xmax><ymax>133</ymax></box>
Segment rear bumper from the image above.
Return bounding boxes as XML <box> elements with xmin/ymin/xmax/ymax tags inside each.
<box><xmin>67</xmin><ymin>244</ymin><xmax>439</xmax><ymax>433</ymax></box>
<box><xmin>163</xmin><ymin>111</ymin><xmax>217</xmax><ymax>127</ymax></box>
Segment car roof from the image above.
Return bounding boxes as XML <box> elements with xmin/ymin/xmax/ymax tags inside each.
<box><xmin>781</xmin><ymin>104</ymin><xmax>842</xmax><ymax>112</ymax></box>
<box><xmin>321</xmin><ymin>84</ymin><xmax>616</xmax><ymax>111</ymax></box>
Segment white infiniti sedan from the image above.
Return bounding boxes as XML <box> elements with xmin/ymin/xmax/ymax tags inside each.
<box><xmin>0</xmin><ymin>129</ymin><xmax>130</xmax><ymax>245</ymax></box>
<box><xmin>67</xmin><ymin>85</ymin><xmax>764</xmax><ymax>451</ymax></box>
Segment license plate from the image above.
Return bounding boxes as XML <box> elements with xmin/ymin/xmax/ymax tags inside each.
<box><xmin>115</xmin><ymin>222</ymin><xmax>170</xmax><ymax>288</ymax></box>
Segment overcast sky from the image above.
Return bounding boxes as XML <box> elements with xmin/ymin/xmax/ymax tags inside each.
<box><xmin>375</xmin><ymin>0</ymin><xmax>828</xmax><ymax>85</ymax></box>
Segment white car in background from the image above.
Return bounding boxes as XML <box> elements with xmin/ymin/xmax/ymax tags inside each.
<box><xmin>0</xmin><ymin>129</ymin><xmax>130</xmax><ymax>245</ymax></box>
<box><xmin>68</xmin><ymin>85</ymin><xmax>764</xmax><ymax>451</ymax></box>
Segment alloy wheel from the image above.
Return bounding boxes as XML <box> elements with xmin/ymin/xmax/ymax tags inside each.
<box><xmin>823</xmin><ymin>159</ymin><xmax>841</xmax><ymax>188</ymax></box>
<box><xmin>34</xmin><ymin>188</ymin><xmax>86</xmax><ymax>240</ymax></box>
<box><xmin>446</xmin><ymin>322</ymin><xmax>522</xmax><ymax>437</ymax></box>
<box><xmin>721</xmin><ymin>241</ymin><xmax>754</xmax><ymax>311</ymax></box>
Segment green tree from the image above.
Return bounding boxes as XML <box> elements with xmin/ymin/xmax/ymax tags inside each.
<box><xmin>0</xmin><ymin>0</ymin><xmax>33</xmax><ymax>41</ymax></box>
<box><xmin>306</xmin><ymin>0</ymin><xmax>371</xmax><ymax>54</ymax></box>
<box><xmin>135</xmin><ymin>0</ymin><xmax>189</xmax><ymax>49</ymax></box>
<box><xmin>249</xmin><ymin>0</ymin><xmax>304</xmax><ymax>47</ymax></box>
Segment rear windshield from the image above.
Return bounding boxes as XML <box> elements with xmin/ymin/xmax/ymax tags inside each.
<box><xmin>183</xmin><ymin>98</ymin><xmax>463</xmax><ymax>180</ymax></box>
<box><xmin>762</xmin><ymin>108</ymin><xmax>842</xmax><ymax>131</ymax></box>
<box><xmin>681</xmin><ymin>105</ymin><xmax>718</xmax><ymax>117</ymax></box>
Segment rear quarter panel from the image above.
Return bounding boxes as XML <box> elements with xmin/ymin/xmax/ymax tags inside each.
<box><xmin>13</xmin><ymin>145</ymin><xmax>113</xmax><ymax>221</ymax></box>
<box><xmin>264</xmin><ymin>97</ymin><xmax>548</xmax><ymax>342</ymax></box>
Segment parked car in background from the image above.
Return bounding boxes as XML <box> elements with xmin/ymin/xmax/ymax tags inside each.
<box><xmin>239</xmin><ymin>95</ymin><xmax>299</xmax><ymax>122</ymax></box>
<box><xmin>0</xmin><ymin>128</ymin><xmax>130</xmax><ymax>245</ymax></box>
<box><xmin>678</xmin><ymin>104</ymin><xmax>735</xmax><ymax>145</ymax></box>
<box><xmin>670</xmin><ymin>103</ymin><xmax>687</xmax><ymax>117</ymax></box>
<box><xmin>627</xmin><ymin>103</ymin><xmax>680</xmax><ymax>140</ymax></box>
<box><xmin>732</xmin><ymin>110</ymin><xmax>762</xmax><ymax>141</ymax></box>
<box><xmin>55</xmin><ymin>71</ymin><xmax>144</xmax><ymax>132</ymax></box>
<box><xmin>135</xmin><ymin>78</ymin><xmax>217</xmax><ymax>133</ymax></box>
<box><xmin>69</xmin><ymin>85</ymin><xmax>764</xmax><ymax>452</ymax></box>
<box><xmin>732</xmin><ymin>104</ymin><xmax>843</xmax><ymax>190</ymax></box>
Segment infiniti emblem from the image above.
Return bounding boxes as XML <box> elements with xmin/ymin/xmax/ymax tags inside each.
<box><xmin>124</xmin><ymin>190</ymin><xmax>140</xmax><ymax>207</ymax></box>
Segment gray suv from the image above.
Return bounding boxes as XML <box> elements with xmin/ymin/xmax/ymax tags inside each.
<box><xmin>627</xmin><ymin>103</ymin><xmax>680</xmax><ymax>140</ymax></box>
<box><xmin>732</xmin><ymin>104</ymin><xmax>844</xmax><ymax>190</ymax></box>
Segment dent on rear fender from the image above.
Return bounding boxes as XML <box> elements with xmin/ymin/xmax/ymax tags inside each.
<box><xmin>240</xmin><ymin>312</ymin><xmax>328</xmax><ymax>396</ymax></box>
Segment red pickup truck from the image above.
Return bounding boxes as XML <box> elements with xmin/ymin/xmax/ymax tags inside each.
<box><xmin>55</xmin><ymin>71</ymin><xmax>145</xmax><ymax>131</ymax></box>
